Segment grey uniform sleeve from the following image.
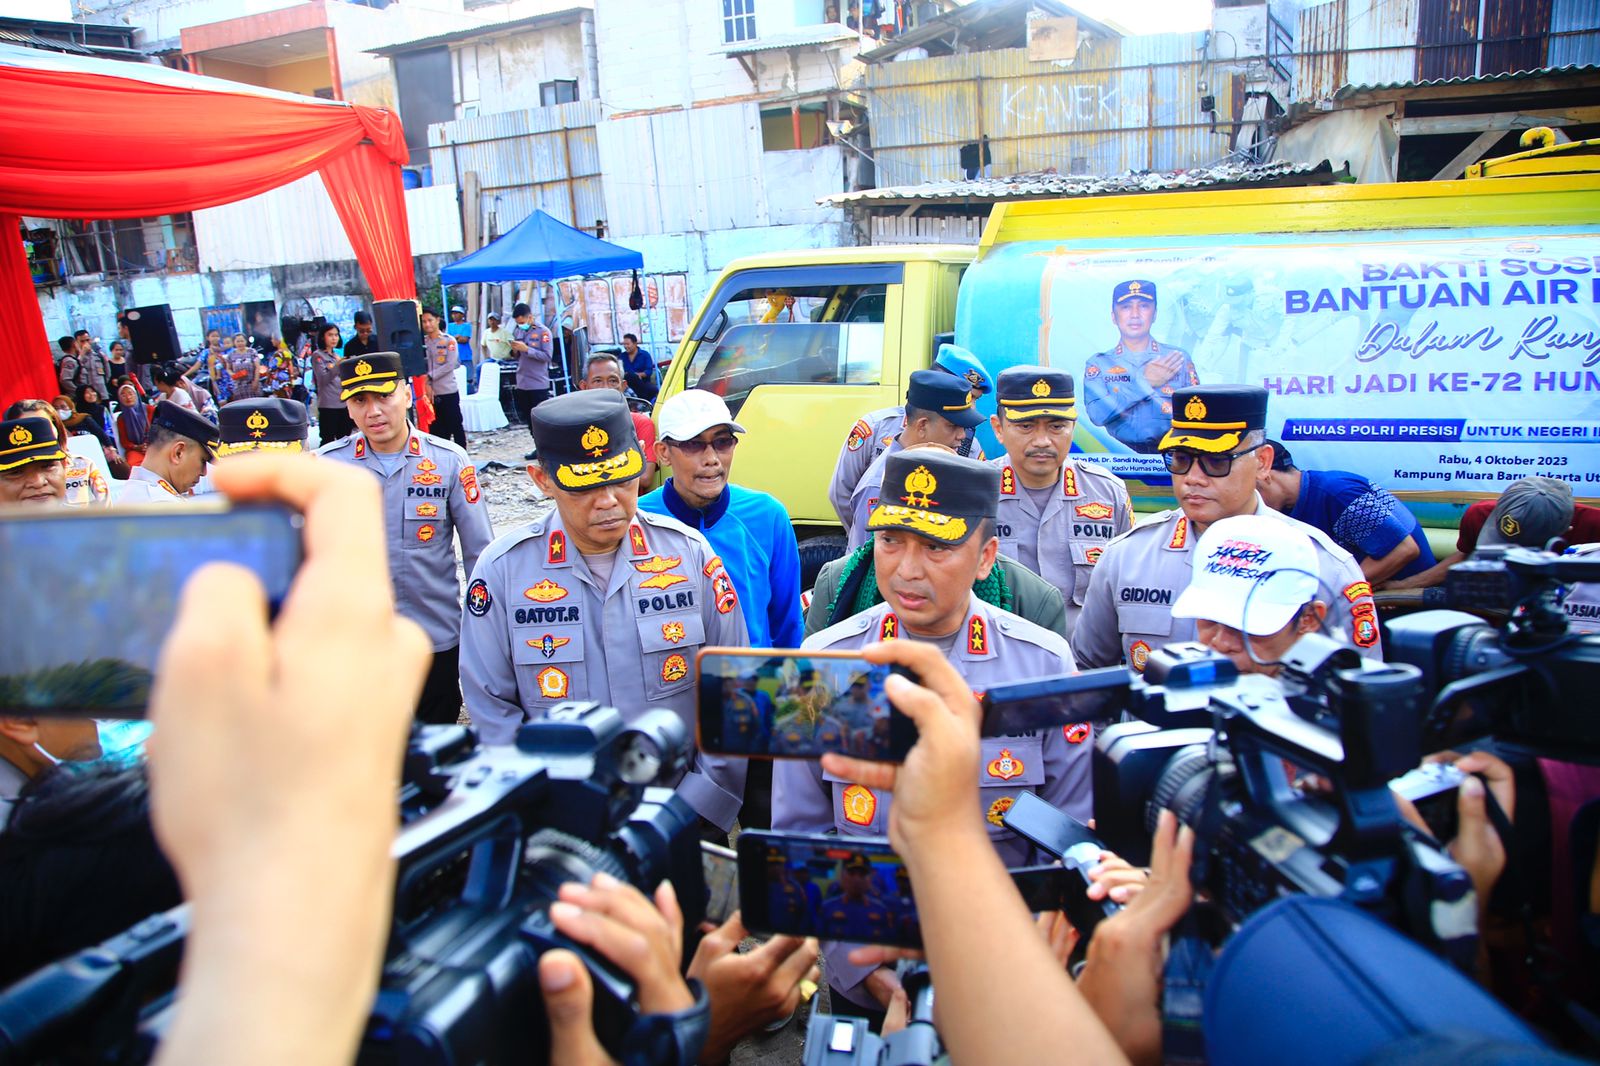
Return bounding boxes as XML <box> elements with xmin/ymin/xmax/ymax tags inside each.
<box><xmin>1071</xmin><ymin>545</ymin><xmax>1124</xmax><ymax>668</ymax></box>
<box><xmin>829</xmin><ymin>435</ymin><xmax>869</xmax><ymax>529</ymax></box>
<box><xmin>451</xmin><ymin>461</ymin><xmax>495</xmax><ymax>578</ymax></box>
<box><xmin>675</xmin><ymin>559</ymin><xmax>753</xmax><ymax>831</ymax></box>
<box><xmin>1111</xmin><ymin>481</ymin><xmax>1135</xmax><ymax>537</ymax></box>
<box><xmin>458</xmin><ymin>554</ymin><xmax>525</xmax><ymax>747</ymax></box>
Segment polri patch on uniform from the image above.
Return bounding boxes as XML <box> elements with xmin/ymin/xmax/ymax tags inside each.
<box><xmin>986</xmin><ymin>795</ymin><xmax>1015</xmax><ymax>828</ymax></box>
<box><xmin>537</xmin><ymin>666</ymin><xmax>569</xmax><ymax>699</ymax></box>
<box><xmin>416</xmin><ymin>523</ymin><xmax>436</xmax><ymax>542</ymax></box>
<box><xmin>525</xmin><ymin>579</ymin><xmax>568</xmax><ymax>602</ymax></box>
<box><xmin>635</xmin><ymin>554</ymin><xmax>683</xmax><ymax>574</ymax></box>
<box><xmin>986</xmin><ymin>748</ymin><xmax>1024</xmax><ymax>780</ymax></box>
<box><xmin>841</xmin><ymin>784</ymin><xmax>876</xmax><ymax>826</ymax></box>
<box><xmin>1343</xmin><ymin>580</ymin><xmax>1374</xmax><ymax>602</ymax></box>
<box><xmin>416</xmin><ymin>503</ymin><xmax>439</xmax><ymax>517</ymax></box>
<box><xmin>702</xmin><ymin>555</ymin><xmax>723</xmax><ymax>577</ymax></box>
<box><xmin>1351</xmin><ymin>602</ymin><xmax>1379</xmax><ymax>648</ymax></box>
<box><xmin>712</xmin><ymin>569</ymin><xmax>738</xmax><ymax>614</ymax></box>
<box><xmin>460</xmin><ymin>465</ymin><xmax>480</xmax><ymax>504</ymax></box>
<box><xmin>466</xmin><ymin>579</ymin><xmax>492</xmax><ymax>616</ymax></box>
<box><xmin>1075</xmin><ymin>501</ymin><xmax>1113</xmax><ymax>520</ymax></box>
<box><xmin>1130</xmin><ymin>640</ymin><xmax>1152</xmax><ymax>673</ymax></box>
<box><xmin>1086</xmin><ymin>546</ymin><xmax>1104</xmax><ymax>564</ymax></box>
<box><xmin>548</xmin><ymin>530</ymin><xmax>566</xmax><ymax>565</ymax></box>
<box><xmin>879</xmin><ymin>613</ymin><xmax>898</xmax><ymax>640</ymax></box>
<box><xmin>640</xmin><ymin>571</ymin><xmax>689</xmax><ymax>590</ymax></box>
<box><xmin>661</xmin><ymin>653</ymin><xmax>689</xmax><ymax>683</ymax></box>
<box><xmin>661</xmin><ymin>621</ymin><xmax>686</xmax><ymax>643</ymax></box>
<box><xmin>1085</xmin><ymin>364</ymin><xmax>1100</xmax><ymax>377</ymax></box>
<box><xmin>968</xmin><ymin>614</ymin><xmax>988</xmax><ymax>655</ymax></box>
<box><xmin>846</xmin><ymin>419</ymin><xmax>871</xmax><ymax>452</ymax></box>
<box><xmin>530</xmin><ymin>633</ymin><xmax>572</xmax><ymax>658</ymax></box>
<box><xmin>1064</xmin><ymin>722</ymin><xmax>1091</xmax><ymax>744</ymax></box>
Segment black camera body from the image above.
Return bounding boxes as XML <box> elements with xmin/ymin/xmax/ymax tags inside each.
<box><xmin>801</xmin><ymin>962</ymin><xmax>939</xmax><ymax>1066</ymax></box>
<box><xmin>0</xmin><ymin>702</ymin><xmax>706</xmax><ymax>1066</ymax></box>
<box><xmin>1092</xmin><ymin>639</ymin><xmax>1478</xmax><ymax>961</ymax></box>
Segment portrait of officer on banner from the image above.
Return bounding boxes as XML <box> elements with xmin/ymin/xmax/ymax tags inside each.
<box><xmin>1082</xmin><ymin>279</ymin><xmax>1200</xmax><ymax>454</ymax></box>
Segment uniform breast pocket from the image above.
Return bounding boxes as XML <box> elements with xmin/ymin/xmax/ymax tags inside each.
<box><xmin>638</xmin><ymin>613</ymin><xmax>705</xmax><ymax>701</ymax></box>
<box><xmin>977</xmin><ymin>736</ymin><xmax>1045</xmax><ymax>840</ymax></box>
<box><xmin>824</xmin><ymin>769</ymin><xmax>886</xmax><ymax>836</ymax></box>
<box><xmin>512</xmin><ymin>627</ymin><xmax>585</xmax><ymax>705</ymax></box>
<box><xmin>1114</xmin><ymin>603</ymin><xmax>1174</xmax><ymax>673</ymax></box>
<box><xmin>1067</xmin><ymin>541</ymin><xmax>1106</xmax><ymax>606</ymax></box>
<box><xmin>403</xmin><ymin>512</ymin><xmax>448</xmax><ymax>550</ymax></box>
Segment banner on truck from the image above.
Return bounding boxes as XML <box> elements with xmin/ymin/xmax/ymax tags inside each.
<box><xmin>957</xmin><ymin>231</ymin><xmax>1600</xmax><ymax>496</ymax></box>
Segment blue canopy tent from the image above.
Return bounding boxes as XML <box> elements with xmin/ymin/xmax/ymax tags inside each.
<box><xmin>440</xmin><ymin>209</ymin><xmax>642</xmax><ymax>284</ymax></box>
<box><xmin>440</xmin><ymin>210</ymin><xmax>644</xmax><ymax>396</ymax></box>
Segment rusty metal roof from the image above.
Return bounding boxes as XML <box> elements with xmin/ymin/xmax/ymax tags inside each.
<box><xmin>367</xmin><ymin>8</ymin><xmax>591</xmax><ymax>56</ymax></box>
<box><xmin>820</xmin><ymin>160</ymin><xmax>1337</xmax><ymax>206</ymax></box>
<box><xmin>1335</xmin><ymin>63</ymin><xmax>1600</xmax><ymax>98</ymax></box>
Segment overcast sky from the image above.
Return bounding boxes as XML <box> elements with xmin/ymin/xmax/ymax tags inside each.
<box><xmin>1071</xmin><ymin>0</ymin><xmax>1215</xmax><ymax>34</ymax></box>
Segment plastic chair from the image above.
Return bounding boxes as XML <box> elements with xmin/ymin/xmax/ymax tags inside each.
<box><xmin>454</xmin><ymin>365</ymin><xmax>468</xmax><ymax>396</ymax></box>
<box><xmin>462</xmin><ymin>361</ymin><xmax>508</xmax><ymax>432</ymax></box>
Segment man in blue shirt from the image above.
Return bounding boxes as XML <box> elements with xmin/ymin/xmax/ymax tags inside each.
<box><xmin>1258</xmin><ymin>440</ymin><xmax>1435</xmax><ymax>585</ymax></box>
<box><xmin>639</xmin><ymin>388</ymin><xmax>802</xmax><ymax>828</ymax></box>
<box><xmin>620</xmin><ymin>333</ymin><xmax>658</xmax><ymax>402</ymax></box>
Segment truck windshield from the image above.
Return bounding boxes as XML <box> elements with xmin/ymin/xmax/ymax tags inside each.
<box><xmin>685</xmin><ymin>282</ymin><xmax>886</xmax><ymax>413</ymax></box>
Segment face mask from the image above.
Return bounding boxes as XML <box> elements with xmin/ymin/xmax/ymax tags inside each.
<box><xmin>34</xmin><ymin>720</ymin><xmax>152</xmax><ymax>773</ymax></box>
<box><xmin>55</xmin><ymin>408</ymin><xmax>71</xmax><ymax>420</ymax></box>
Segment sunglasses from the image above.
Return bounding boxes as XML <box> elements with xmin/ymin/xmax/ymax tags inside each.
<box><xmin>1162</xmin><ymin>446</ymin><xmax>1259</xmax><ymax>478</ymax></box>
<box><xmin>669</xmin><ymin>435</ymin><xmax>738</xmax><ymax>457</ymax></box>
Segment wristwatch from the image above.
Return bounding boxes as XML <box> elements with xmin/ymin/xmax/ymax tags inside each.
<box><xmin>620</xmin><ymin>978</ymin><xmax>711</xmax><ymax>1066</ymax></box>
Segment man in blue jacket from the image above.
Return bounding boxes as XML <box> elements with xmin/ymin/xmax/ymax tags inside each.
<box><xmin>639</xmin><ymin>388</ymin><xmax>803</xmax><ymax>827</ymax></box>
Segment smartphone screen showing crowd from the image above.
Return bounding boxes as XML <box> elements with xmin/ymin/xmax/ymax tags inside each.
<box><xmin>696</xmin><ymin>649</ymin><xmax>916</xmax><ymax>762</ymax></box>
<box><xmin>0</xmin><ymin>503</ymin><xmax>301</xmax><ymax>716</ymax></box>
<box><xmin>737</xmin><ymin>831</ymin><xmax>1071</xmax><ymax>949</ymax></box>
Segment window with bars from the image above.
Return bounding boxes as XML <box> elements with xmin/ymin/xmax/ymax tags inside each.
<box><xmin>722</xmin><ymin>0</ymin><xmax>756</xmax><ymax>45</ymax></box>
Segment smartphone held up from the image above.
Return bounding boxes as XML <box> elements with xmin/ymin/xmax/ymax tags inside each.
<box><xmin>0</xmin><ymin>501</ymin><xmax>303</xmax><ymax>717</ymax></box>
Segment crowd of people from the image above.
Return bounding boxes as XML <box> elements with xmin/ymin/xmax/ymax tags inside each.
<box><xmin>1</xmin><ymin>307</ymin><xmax>1597</xmax><ymax>1065</ymax></box>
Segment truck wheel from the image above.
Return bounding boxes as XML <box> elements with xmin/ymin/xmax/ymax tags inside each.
<box><xmin>797</xmin><ymin>535</ymin><xmax>848</xmax><ymax>591</ymax></box>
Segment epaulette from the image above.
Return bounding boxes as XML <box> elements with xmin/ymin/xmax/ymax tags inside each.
<box><xmin>475</xmin><ymin>514</ymin><xmax>551</xmax><ymax>569</ymax></box>
<box><xmin>989</xmin><ymin>608</ymin><xmax>1074</xmax><ymax>660</ymax></box>
<box><xmin>806</xmin><ymin>609</ymin><xmax>875</xmax><ymax>649</ymax></box>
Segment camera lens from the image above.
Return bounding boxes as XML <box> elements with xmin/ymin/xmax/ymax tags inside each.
<box><xmin>1146</xmin><ymin>743</ymin><xmax>1213</xmax><ymax>835</ymax></box>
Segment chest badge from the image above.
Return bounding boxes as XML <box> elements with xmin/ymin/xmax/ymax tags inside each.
<box><xmin>640</xmin><ymin>571</ymin><xmax>689</xmax><ymax>590</ymax></box>
<box><xmin>661</xmin><ymin>621</ymin><xmax>686</xmax><ymax>644</ymax></box>
<box><xmin>412</xmin><ymin>458</ymin><xmax>442</xmax><ymax>486</ymax></box>
<box><xmin>1086</xmin><ymin>546</ymin><xmax>1104</xmax><ymax>564</ymax></box>
<box><xmin>634</xmin><ymin>554</ymin><xmax>683</xmax><ymax>574</ymax></box>
<box><xmin>536</xmin><ymin>666</ymin><xmax>569</xmax><ymax>700</ymax></box>
<box><xmin>841</xmin><ymin>784</ymin><xmax>877</xmax><ymax>826</ymax></box>
<box><xmin>525</xmin><ymin>579</ymin><xmax>569</xmax><ymax>602</ymax></box>
<box><xmin>986</xmin><ymin>795</ymin><xmax>1015</xmax><ymax>828</ymax></box>
<box><xmin>416</xmin><ymin>523</ymin><xmax>436</xmax><ymax>542</ymax></box>
<box><xmin>661</xmin><ymin>654</ymin><xmax>689</xmax><ymax>684</ymax></box>
<box><xmin>986</xmin><ymin>748</ymin><xmax>1025</xmax><ymax>781</ymax></box>
<box><xmin>530</xmin><ymin>634</ymin><xmax>571</xmax><ymax>658</ymax></box>
<box><xmin>416</xmin><ymin>503</ymin><xmax>439</xmax><ymax>518</ymax></box>
<box><xmin>1074</xmin><ymin>501</ymin><xmax>1113</xmax><ymax>520</ymax></box>
<box><xmin>1130</xmin><ymin>640</ymin><xmax>1151</xmax><ymax>673</ymax></box>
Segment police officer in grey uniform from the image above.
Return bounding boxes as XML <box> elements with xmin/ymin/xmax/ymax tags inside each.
<box><xmin>845</xmin><ymin>371</ymin><xmax>985</xmax><ymax>552</ymax></box>
<box><xmin>459</xmin><ymin>389</ymin><xmax>752</xmax><ymax>831</ymax></box>
<box><xmin>1073</xmin><ymin>385</ymin><xmax>1381</xmax><ymax>674</ymax></box>
<box><xmin>319</xmin><ymin>352</ymin><xmax>494</xmax><ymax>724</ymax></box>
<box><xmin>988</xmin><ymin>365</ymin><xmax>1132</xmax><ymax>641</ymax></box>
<box><xmin>1081</xmin><ymin>280</ymin><xmax>1199</xmax><ymax>454</ymax></box>
<box><xmin>119</xmin><ymin>400</ymin><xmax>219</xmax><ymax>503</ymax></box>
<box><xmin>774</xmin><ymin>448</ymin><xmax>1092</xmax><ymax>1016</ymax></box>
<box><xmin>827</xmin><ymin>345</ymin><xmax>992</xmax><ymax>529</ymax></box>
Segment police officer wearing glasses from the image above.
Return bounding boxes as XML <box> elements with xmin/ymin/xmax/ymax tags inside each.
<box><xmin>1071</xmin><ymin>385</ymin><xmax>1379</xmax><ymax>674</ymax></box>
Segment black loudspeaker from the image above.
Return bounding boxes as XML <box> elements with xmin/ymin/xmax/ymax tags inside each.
<box><xmin>122</xmin><ymin>304</ymin><xmax>181</xmax><ymax>364</ymax></box>
<box><xmin>374</xmin><ymin>299</ymin><xmax>424</xmax><ymax>378</ymax></box>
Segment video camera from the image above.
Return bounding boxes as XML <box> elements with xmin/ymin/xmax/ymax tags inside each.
<box><xmin>0</xmin><ymin>702</ymin><xmax>709</xmax><ymax>1066</ymax></box>
<box><xmin>802</xmin><ymin>961</ymin><xmax>938</xmax><ymax>1066</ymax></box>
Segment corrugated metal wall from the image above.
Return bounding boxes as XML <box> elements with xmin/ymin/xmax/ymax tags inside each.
<box><xmin>1345</xmin><ymin>0</ymin><xmax>1418</xmax><ymax>87</ymax></box>
<box><xmin>1481</xmin><ymin>0</ymin><xmax>1553</xmax><ymax>74</ymax></box>
<box><xmin>1550</xmin><ymin>0</ymin><xmax>1600</xmax><ymax>66</ymax></box>
<box><xmin>1296</xmin><ymin>0</ymin><xmax>1348</xmax><ymax>102</ymax></box>
<box><xmin>594</xmin><ymin>100</ymin><xmax>769</xmax><ymax>237</ymax></box>
<box><xmin>428</xmin><ymin>98</ymin><xmax>604</xmax><ymax>236</ymax></box>
<box><xmin>194</xmin><ymin>178</ymin><xmax>463</xmax><ymax>273</ymax></box>
<box><xmin>862</xmin><ymin>33</ymin><xmax>1227</xmax><ymax>186</ymax></box>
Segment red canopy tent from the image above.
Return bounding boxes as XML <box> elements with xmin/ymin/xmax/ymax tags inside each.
<box><xmin>0</xmin><ymin>43</ymin><xmax>420</xmax><ymax>412</ymax></box>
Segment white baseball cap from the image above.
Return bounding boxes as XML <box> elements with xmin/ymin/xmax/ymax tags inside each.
<box><xmin>657</xmin><ymin>389</ymin><xmax>747</xmax><ymax>442</ymax></box>
<box><xmin>1171</xmin><ymin>515</ymin><xmax>1321</xmax><ymax>635</ymax></box>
